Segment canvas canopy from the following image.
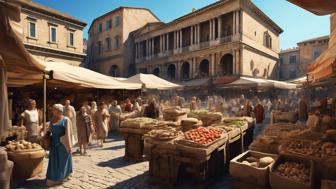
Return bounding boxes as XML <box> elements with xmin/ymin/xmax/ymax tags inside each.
<box><xmin>123</xmin><ymin>73</ymin><xmax>181</xmax><ymax>90</ymax></box>
<box><xmin>8</xmin><ymin>61</ymin><xmax>142</xmax><ymax>89</ymax></box>
<box><xmin>0</xmin><ymin>1</ymin><xmax>46</xmax><ymax>138</ymax></box>
<box><xmin>222</xmin><ymin>77</ymin><xmax>297</xmax><ymax>90</ymax></box>
<box><xmin>307</xmin><ymin>14</ymin><xmax>336</xmax><ymax>84</ymax></box>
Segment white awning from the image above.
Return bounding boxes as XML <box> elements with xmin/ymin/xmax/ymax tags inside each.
<box><xmin>124</xmin><ymin>73</ymin><xmax>181</xmax><ymax>90</ymax></box>
<box><xmin>223</xmin><ymin>77</ymin><xmax>297</xmax><ymax>90</ymax></box>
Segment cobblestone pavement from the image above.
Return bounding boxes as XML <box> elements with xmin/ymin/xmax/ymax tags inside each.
<box><xmin>11</xmin><ymin>123</ymin><xmax>269</xmax><ymax>189</ymax></box>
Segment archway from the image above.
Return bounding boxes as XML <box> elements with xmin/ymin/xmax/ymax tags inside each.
<box><xmin>181</xmin><ymin>62</ymin><xmax>190</xmax><ymax>80</ymax></box>
<box><xmin>220</xmin><ymin>53</ymin><xmax>233</xmax><ymax>75</ymax></box>
<box><xmin>167</xmin><ymin>64</ymin><xmax>176</xmax><ymax>79</ymax></box>
<box><xmin>152</xmin><ymin>67</ymin><xmax>160</xmax><ymax>76</ymax></box>
<box><xmin>199</xmin><ymin>59</ymin><xmax>209</xmax><ymax>77</ymax></box>
<box><xmin>110</xmin><ymin>65</ymin><xmax>119</xmax><ymax>77</ymax></box>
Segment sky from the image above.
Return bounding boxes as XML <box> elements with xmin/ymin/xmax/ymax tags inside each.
<box><xmin>32</xmin><ymin>0</ymin><xmax>330</xmax><ymax>50</ymax></box>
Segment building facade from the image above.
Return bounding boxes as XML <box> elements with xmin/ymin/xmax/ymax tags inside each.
<box><xmin>279</xmin><ymin>35</ymin><xmax>329</xmax><ymax>80</ymax></box>
<box><xmin>134</xmin><ymin>0</ymin><xmax>283</xmax><ymax>82</ymax></box>
<box><xmin>18</xmin><ymin>0</ymin><xmax>87</xmax><ymax>66</ymax></box>
<box><xmin>87</xmin><ymin>7</ymin><xmax>160</xmax><ymax>77</ymax></box>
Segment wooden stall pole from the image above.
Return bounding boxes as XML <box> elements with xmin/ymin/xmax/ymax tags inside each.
<box><xmin>43</xmin><ymin>74</ymin><xmax>47</xmax><ymax>134</ymax></box>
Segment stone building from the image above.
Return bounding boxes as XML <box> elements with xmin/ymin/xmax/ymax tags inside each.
<box><xmin>134</xmin><ymin>0</ymin><xmax>283</xmax><ymax>82</ymax></box>
<box><xmin>279</xmin><ymin>35</ymin><xmax>329</xmax><ymax>80</ymax></box>
<box><xmin>18</xmin><ymin>0</ymin><xmax>87</xmax><ymax>66</ymax></box>
<box><xmin>87</xmin><ymin>7</ymin><xmax>160</xmax><ymax>77</ymax></box>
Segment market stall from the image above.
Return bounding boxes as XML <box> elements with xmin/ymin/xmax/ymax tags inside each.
<box><xmin>0</xmin><ymin>1</ymin><xmax>46</xmax><ymax>186</ymax></box>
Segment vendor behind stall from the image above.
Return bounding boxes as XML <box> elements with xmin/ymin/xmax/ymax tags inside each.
<box><xmin>19</xmin><ymin>99</ymin><xmax>41</xmax><ymax>143</ymax></box>
<box><xmin>144</xmin><ymin>99</ymin><xmax>159</xmax><ymax>119</ymax></box>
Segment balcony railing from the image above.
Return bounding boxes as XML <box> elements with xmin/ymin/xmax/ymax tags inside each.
<box><xmin>136</xmin><ymin>34</ymin><xmax>238</xmax><ymax>63</ymax></box>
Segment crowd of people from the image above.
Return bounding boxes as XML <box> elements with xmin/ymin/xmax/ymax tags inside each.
<box><xmin>14</xmin><ymin>91</ymin><xmax>336</xmax><ymax>186</ymax></box>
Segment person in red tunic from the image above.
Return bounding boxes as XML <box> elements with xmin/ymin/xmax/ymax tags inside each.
<box><xmin>254</xmin><ymin>101</ymin><xmax>265</xmax><ymax>124</ymax></box>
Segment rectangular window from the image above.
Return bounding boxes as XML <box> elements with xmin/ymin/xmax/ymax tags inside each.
<box><xmin>114</xmin><ymin>15</ymin><xmax>120</xmax><ymax>27</ymax></box>
<box><xmin>29</xmin><ymin>22</ymin><xmax>36</xmax><ymax>38</ymax></box>
<box><xmin>279</xmin><ymin>57</ymin><xmax>283</xmax><ymax>65</ymax></box>
<box><xmin>98</xmin><ymin>23</ymin><xmax>103</xmax><ymax>33</ymax></box>
<box><xmin>106</xmin><ymin>37</ymin><xmax>111</xmax><ymax>51</ymax></box>
<box><xmin>69</xmin><ymin>32</ymin><xmax>74</xmax><ymax>47</ymax></box>
<box><xmin>97</xmin><ymin>41</ymin><xmax>102</xmax><ymax>54</ymax></box>
<box><xmin>114</xmin><ymin>37</ymin><xmax>120</xmax><ymax>49</ymax></box>
<box><xmin>313</xmin><ymin>50</ymin><xmax>321</xmax><ymax>60</ymax></box>
<box><xmin>106</xmin><ymin>19</ymin><xmax>112</xmax><ymax>30</ymax></box>
<box><xmin>289</xmin><ymin>55</ymin><xmax>296</xmax><ymax>64</ymax></box>
<box><xmin>50</xmin><ymin>26</ymin><xmax>57</xmax><ymax>43</ymax></box>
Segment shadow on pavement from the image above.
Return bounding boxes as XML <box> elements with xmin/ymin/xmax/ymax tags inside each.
<box><xmin>102</xmin><ymin>144</ymin><xmax>125</xmax><ymax>151</ymax></box>
<box><xmin>11</xmin><ymin>178</ymin><xmax>46</xmax><ymax>189</ymax></box>
<box><xmin>97</xmin><ymin>156</ymin><xmax>135</xmax><ymax>169</ymax></box>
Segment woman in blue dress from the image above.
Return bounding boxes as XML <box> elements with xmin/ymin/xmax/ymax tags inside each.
<box><xmin>46</xmin><ymin>104</ymin><xmax>73</xmax><ymax>187</ymax></box>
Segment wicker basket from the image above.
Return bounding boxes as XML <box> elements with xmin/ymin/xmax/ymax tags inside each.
<box><xmin>7</xmin><ymin>149</ymin><xmax>45</xmax><ymax>180</ymax></box>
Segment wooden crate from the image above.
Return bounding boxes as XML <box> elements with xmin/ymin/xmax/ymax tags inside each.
<box><xmin>230</xmin><ymin>150</ymin><xmax>277</xmax><ymax>187</ymax></box>
<box><xmin>174</xmin><ymin>142</ymin><xmax>227</xmax><ymax>185</ymax></box>
<box><xmin>231</xmin><ymin>179</ymin><xmax>269</xmax><ymax>189</ymax></box>
<box><xmin>270</xmin><ymin>155</ymin><xmax>315</xmax><ymax>189</ymax></box>
<box><xmin>148</xmin><ymin>150</ymin><xmax>177</xmax><ymax>187</ymax></box>
<box><xmin>124</xmin><ymin>134</ymin><xmax>145</xmax><ymax>161</ymax></box>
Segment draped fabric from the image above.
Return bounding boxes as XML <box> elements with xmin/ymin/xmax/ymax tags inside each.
<box><xmin>0</xmin><ymin>57</ymin><xmax>9</xmax><ymax>138</ymax></box>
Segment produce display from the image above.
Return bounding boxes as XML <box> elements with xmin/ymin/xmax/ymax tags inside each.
<box><xmin>5</xmin><ymin>140</ymin><xmax>42</xmax><ymax>152</ymax></box>
<box><xmin>147</xmin><ymin>126</ymin><xmax>182</xmax><ymax>141</ymax></box>
<box><xmin>162</xmin><ymin>107</ymin><xmax>187</xmax><ymax>121</ymax></box>
<box><xmin>241</xmin><ymin>156</ymin><xmax>275</xmax><ymax>168</ymax></box>
<box><xmin>283</xmin><ymin>140</ymin><xmax>336</xmax><ymax>157</ymax></box>
<box><xmin>188</xmin><ymin>111</ymin><xmax>222</xmax><ymax>126</ymax></box>
<box><xmin>274</xmin><ymin>162</ymin><xmax>310</xmax><ymax>183</ymax></box>
<box><xmin>223</xmin><ymin>120</ymin><xmax>248</xmax><ymax>129</ymax></box>
<box><xmin>187</xmin><ymin>110</ymin><xmax>208</xmax><ymax>119</ymax></box>
<box><xmin>184</xmin><ymin>127</ymin><xmax>223</xmax><ymax>145</ymax></box>
<box><xmin>7</xmin><ymin>126</ymin><xmax>27</xmax><ymax>140</ymax></box>
<box><xmin>120</xmin><ymin>117</ymin><xmax>157</xmax><ymax>129</ymax></box>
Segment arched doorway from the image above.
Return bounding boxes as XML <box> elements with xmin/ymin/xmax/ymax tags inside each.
<box><xmin>167</xmin><ymin>64</ymin><xmax>176</xmax><ymax>79</ymax></box>
<box><xmin>220</xmin><ymin>53</ymin><xmax>233</xmax><ymax>75</ymax></box>
<box><xmin>181</xmin><ymin>62</ymin><xmax>190</xmax><ymax>80</ymax></box>
<box><xmin>110</xmin><ymin>65</ymin><xmax>119</xmax><ymax>77</ymax></box>
<box><xmin>199</xmin><ymin>59</ymin><xmax>209</xmax><ymax>77</ymax></box>
<box><xmin>152</xmin><ymin>67</ymin><xmax>160</xmax><ymax>76</ymax></box>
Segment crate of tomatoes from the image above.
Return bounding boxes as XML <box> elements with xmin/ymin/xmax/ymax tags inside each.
<box><xmin>175</xmin><ymin>127</ymin><xmax>228</xmax><ymax>157</ymax></box>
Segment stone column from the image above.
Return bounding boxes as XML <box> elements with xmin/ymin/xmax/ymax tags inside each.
<box><xmin>218</xmin><ymin>16</ymin><xmax>222</xmax><ymax>39</ymax></box>
<box><xmin>213</xmin><ymin>19</ymin><xmax>216</xmax><ymax>40</ymax></box>
<box><xmin>210</xmin><ymin>53</ymin><xmax>215</xmax><ymax>76</ymax></box>
<box><xmin>190</xmin><ymin>26</ymin><xmax>194</xmax><ymax>45</ymax></box>
<box><xmin>174</xmin><ymin>31</ymin><xmax>176</xmax><ymax>49</ymax></box>
<box><xmin>146</xmin><ymin>40</ymin><xmax>149</xmax><ymax>57</ymax></box>
<box><xmin>236</xmin><ymin>11</ymin><xmax>240</xmax><ymax>34</ymax></box>
<box><xmin>161</xmin><ymin>35</ymin><xmax>164</xmax><ymax>53</ymax></box>
<box><xmin>180</xmin><ymin>30</ymin><xmax>183</xmax><ymax>48</ymax></box>
<box><xmin>233</xmin><ymin>50</ymin><xmax>236</xmax><ymax>75</ymax></box>
<box><xmin>233</xmin><ymin>11</ymin><xmax>236</xmax><ymax>35</ymax></box>
<box><xmin>152</xmin><ymin>39</ymin><xmax>154</xmax><ymax>56</ymax></box>
<box><xmin>166</xmin><ymin>34</ymin><xmax>169</xmax><ymax>50</ymax></box>
<box><xmin>197</xmin><ymin>24</ymin><xmax>200</xmax><ymax>44</ymax></box>
<box><xmin>135</xmin><ymin>43</ymin><xmax>138</xmax><ymax>59</ymax></box>
<box><xmin>209</xmin><ymin>19</ymin><xmax>213</xmax><ymax>40</ymax></box>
